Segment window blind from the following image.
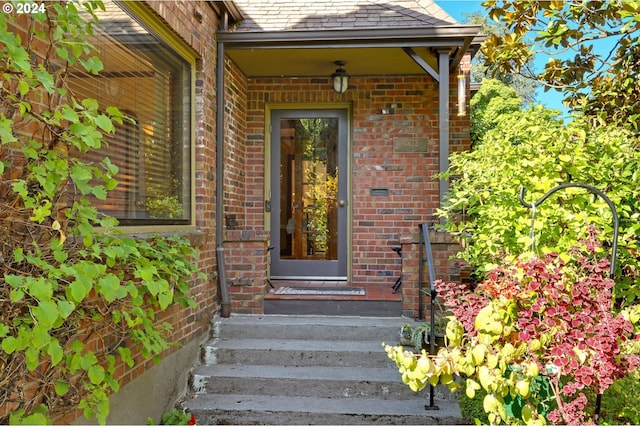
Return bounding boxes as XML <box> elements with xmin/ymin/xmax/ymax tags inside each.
<box><xmin>68</xmin><ymin>0</ymin><xmax>191</xmax><ymax>224</ymax></box>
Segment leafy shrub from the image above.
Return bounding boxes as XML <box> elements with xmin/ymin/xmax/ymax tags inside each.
<box><xmin>147</xmin><ymin>409</ymin><xmax>196</xmax><ymax>425</ymax></box>
<box><xmin>470</xmin><ymin>79</ymin><xmax>521</xmax><ymax>147</ymax></box>
<box><xmin>458</xmin><ymin>364</ymin><xmax>640</xmax><ymax>425</ymax></box>
<box><xmin>458</xmin><ymin>381</ymin><xmax>489</xmax><ymax>425</ymax></box>
<box><xmin>385</xmin><ymin>232</ymin><xmax>640</xmax><ymax>425</ymax></box>
<box><xmin>437</xmin><ymin>107</ymin><xmax>640</xmax><ymax>305</ymax></box>
<box><xmin>600</xmin><ymin>372</ymin><xmax>640</xmax><ymax>425</ymax></box>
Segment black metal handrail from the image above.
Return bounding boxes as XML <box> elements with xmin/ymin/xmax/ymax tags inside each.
<box><xmin>419</xmin><ymin>223</ymin><xmax>438</xmax><ymax>410</ymax></box>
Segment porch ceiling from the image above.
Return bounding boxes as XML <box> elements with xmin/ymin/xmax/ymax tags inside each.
<box><xmin>226</xmin><ymin>47</ymin><xmax>437</xmax><ymax>78</ymax></box>
<box><xmin>218</xmin><ymin>26</ymin><xmax>483</xmax><ymax>78</ymax></box>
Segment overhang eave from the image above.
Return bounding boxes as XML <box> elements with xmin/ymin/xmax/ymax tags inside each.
<box><xmin>218</xmin><ymin>25</ymin><xmax>482</xmax><ymax>49</ymax></box>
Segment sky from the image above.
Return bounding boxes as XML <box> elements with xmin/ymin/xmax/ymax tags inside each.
<box><xmin>436</xmin><ymin>0</ymin><xmax>569</xmax><ymax>115</ymax></box>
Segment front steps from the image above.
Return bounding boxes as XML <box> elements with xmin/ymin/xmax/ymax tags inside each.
<box><xmin>182</xmin><ymin>315</ymin><xmax>463</xmax><ymax>425</ymax></box>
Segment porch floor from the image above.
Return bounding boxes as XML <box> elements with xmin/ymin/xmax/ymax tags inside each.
<box><xmin>265</xmin><ymin>280</ymin><xmax>401</xmax><ymax>302</ymax></box>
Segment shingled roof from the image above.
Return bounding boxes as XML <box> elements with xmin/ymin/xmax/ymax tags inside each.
<box><xmin>229</xmin><ymin>0</ymin><xmax>458</xmax><ymax>32</ymax></box>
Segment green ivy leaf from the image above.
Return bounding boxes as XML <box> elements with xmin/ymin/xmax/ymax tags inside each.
<box><xmin>88</xmin><ymin>364</ymin><xmax>105</xmax><ymax>385</ymax></box>
<box><xmin>97</xmin><ymin>274</ymin><xmax>124</xmax><ymax>303</ymax></box>
<box><xmin>81</xmin><ymin>98</ymin><xmax>99</xmax><ymax>112</ymax></box>
<box><xmin>18</xmin><ymin>79</ymin><xmax>29</xmax><ymax>96</ymax></box>
<box><xmin>48</xmin><ymin>340</ymin><xmax>64</xmax><ymax>366</ymax></box>
<box><xmin>68</xmin><ymin>279</ymin><xmax>91</xmax><ymax>304</ymax></box>
<box><xmin>10</xmin><ymin>47</ymin><xmax>30</xmax><ymax>72</ymax></box>
<box><xmin>118</xmin><ymin>347</ymin><xmax>134</xmax><ymax>368</ymax></box>
<box><xmin>30</xmin><ymin>278</ymin><xmax>53</xmax><ymax>301</ymax></box>
<box><xmin>4</xmin><ymin>274</ymin><xmax>23</xmax><ymax>288</ymax></box>
<box><xmin>10</xmin><ymin>289</ymin><xmax>25</xmax><ymax>303</ymax></box>
<box><xmin>94</xmin><ymin>114</ymin><xmax>114</xmax><ymax>133</ymax></box>
<box><xmin>34</xmin><ymin>66</ymin><xmax>55</xmax><ymax>94</ymax></box>
<box><xmin>9</xmin><ymin>410</ymin><xmax>49</xmax><ymax>425</ymax></box>
<box><xmin>33</xmin><ymin>300</ymin><xmax>58</xmax><ymax>328</ymax></box>
<box><xmin>57</xmin><ymin>300</ymin><xmax>75</xmax><ymax>319</ymax></box>
<box><xmin>55</xmin><ymin>380</ymin><xmax>70</xmax><ymax>397</ymax></box>
<box><xmin>138</xmin><ymin>264</ymin><xmax>158</xmax><ymax>282</ymax></box>
<box><xmin>25</xmin><ymin>346</ymin><xmax>40</xmax><ymax>371</ymax></box>
<box><xmin>91</xmin><ymin>185</ymin><xmax>107</xmax><ymax>200</ymax></box>
<box><xmin>0</xmin><ymin>115</ymin><xmax>16</xmax><ymax>143</ymax></box>
<box><xmin>1</xmin><ymin>336</ymin><xmax>17</xmax><ymax>354</ymax></box>
<box><xmin>56</xmin><ymin>47</ymin><xmax>69</xmax><ymax>61</ymax></box>
<box><xmin>80</xmin><ymin>56</ymin><xmax>104</xmax><ymax>74</ymax></box>
<box><xmin>61</xmin><ymin>104</ymin><xmax>79</xmax><ymax>122</ymax></box>
<box><xmin>70</xmin><ymin>163</ymin><xmax>93</xmax><ymax>195</ymax></box>
<box><xmin>158</xmin><ymin>290</ymin><xmax>174</xmax><ymax>310</ymax></box>
<box><xmin>53</xmin><ymin>246</ymin><xmax>68</xmax><ymax>263</ymax></box>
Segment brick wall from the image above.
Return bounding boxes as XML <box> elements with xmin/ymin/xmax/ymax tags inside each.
<box><xmin>222</xmin><ymin>58</ymin><xmax>249</xmax><ymax>223</ymax></box>
<box><xmin>143</xmin><ymin>0</ymin><xmax>219</xmax><ymax>350</ymax></box>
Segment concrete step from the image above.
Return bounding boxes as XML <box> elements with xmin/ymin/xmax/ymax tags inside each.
<box><xmin>191</xmin><ymin>364</ymin><xmax>420</xmax><ymax>398</ymax></box>
<box><xmin>182</xmin><ymin>315</ymin><xmax>463</xmax><ymax>425</ymax></box>
<box><xmin>211</xmin><ymin>314</ymin><xmax>412</xmax><ymax>341</ymax></box>
<box><xmin>184</xmin><ymin>393</ymin><xmax>462</xmax><ymax>425</ymax></box>
<box><xmin>202</xmin><ymin>338</ymin><xmax>395</xmax><ymax>367</ymax></box>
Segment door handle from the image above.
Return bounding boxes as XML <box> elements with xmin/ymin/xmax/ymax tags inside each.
<box><xmin>338</xmin><ymin>200</ymin><xmax>345</xmax><ymax>207</ymax></box>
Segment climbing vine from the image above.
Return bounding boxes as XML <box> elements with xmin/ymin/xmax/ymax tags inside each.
<box><xmin>1</xmin><ymin>1</ymin><xmax>201</xmax><ymax>424</ymax></box>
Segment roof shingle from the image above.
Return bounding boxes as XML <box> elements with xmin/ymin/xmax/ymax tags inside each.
<box><xmin>230</xmin><ymin>0</ymin><xmax>458</xmax><ymax>32</ymax></box>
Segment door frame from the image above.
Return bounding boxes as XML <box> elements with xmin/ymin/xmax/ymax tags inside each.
<box><xmin>265</xmin><ymin>103</ymin><xmax>352</xmax><ymax>281</ymax></box>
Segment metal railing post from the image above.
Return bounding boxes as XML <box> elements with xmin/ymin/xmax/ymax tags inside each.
<box><xmin>420</xmin><ymin>223</ymin><xmax>439</xmax><ymax>410</ymax></box>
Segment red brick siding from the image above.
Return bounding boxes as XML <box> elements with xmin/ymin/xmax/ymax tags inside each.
<box><xmin>223</xmin><ymin>58</ymin><xmax>248</xmax><ymax>223</ymax></box>
<box><xmin>140</xmin><ymin>0</ymin><xmax>219</xmax><ymax>349</ymax></box>
<box><xmin>87</xmin><ymin>2</ymin><xmax>220</xmax><ymax>420</ymax></box>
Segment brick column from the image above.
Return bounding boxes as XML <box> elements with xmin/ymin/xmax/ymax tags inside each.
<box><xmin>224</xmin><ymin>230</ymin><xmax>270</xmax><ymax>314</ymax></box>
<box><xmin>400</xmin><ymin>229</ymin><xmax>464</xmax><ymax>319</ymax></box>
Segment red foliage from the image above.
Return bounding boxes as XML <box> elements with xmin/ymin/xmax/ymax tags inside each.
<box><xmin>438</xmin><ymin>231</ymin><xmax>640</xmax><ymax>425</ymax></box>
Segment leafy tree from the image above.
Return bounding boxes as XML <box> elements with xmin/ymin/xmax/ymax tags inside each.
<box><xmin>462</xmin><ymin>11</ymin><xmax>538</xmax><ymax>105</ymax></box>
<box><xmin>1</xmin><ymin>1</ymin><xmax>201</xmax><ymax>423</ymax></box>
<box><xmin>470</xmin><ymin>79</ymin><xmax>522</xmax><ymax>147</ymax></box>
<box><xmin>482</xmin><ymin>0</ymin><xmax>640</xmax><ymax>131</ymax></box>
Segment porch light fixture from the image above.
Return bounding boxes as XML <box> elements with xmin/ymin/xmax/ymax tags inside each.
<box><xmin>331</xmin><ymin>60</ymin><xmax>350</xmax><ymax>94</ymax></box>
<box><xmin>457</xmin><ymin>73</ymin><xmax>467</xmax><ymax>117</ymax></box>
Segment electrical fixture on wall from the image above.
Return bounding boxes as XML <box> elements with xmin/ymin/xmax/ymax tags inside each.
<box><xmin>331</xmin><ymin>60</ymin><xmax>350</xmax><ymax>95</ymax></box>
<box><xmin>457</xmin><ymin>72</ymin><xmax>467</xmax><ymax>117</ymax></box>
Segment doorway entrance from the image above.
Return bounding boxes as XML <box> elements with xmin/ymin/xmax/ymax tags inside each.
<box><xmin>269</xmin><ymin>109</ymin><xmax>348</xmax><ymax>279</ymax></box>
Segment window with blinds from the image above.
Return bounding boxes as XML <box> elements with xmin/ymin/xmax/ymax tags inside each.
<box><xmin>68</xmin><ymin>0</ymin><xmax>192</xmax><ymax>225</ymax></box>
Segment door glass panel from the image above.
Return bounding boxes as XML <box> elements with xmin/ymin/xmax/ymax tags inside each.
<box><xmin>279</xmin><ymin>118</ymin><xmax>338</xmax><ymax>261</ymax></box>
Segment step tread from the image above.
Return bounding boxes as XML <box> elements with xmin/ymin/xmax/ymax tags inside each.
<box><xmin>209</xmin><ymin>338</ymin><xmax>392</xmax><ymax>351</ymax></box>
<box><xmin>184</xmin><ymin>393</ymin><xmax>460</xmax><ymax>418</ymax></box>
<box><xmin>192</xmin><ymin>364</ymin><xmax>402</xmax><ymax>382</ymax></box>
<box><xmin>218</xmin><ymin>314</ymin><xmax>411</xmax><ymax>327</ymax></box>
